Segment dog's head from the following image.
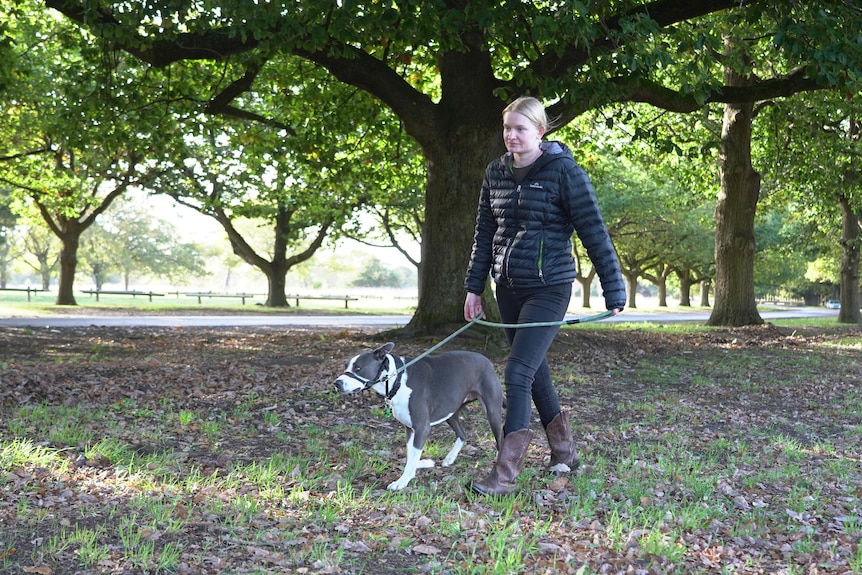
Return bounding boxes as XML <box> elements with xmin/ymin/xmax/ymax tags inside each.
<box><xmin>334</xmin><ymin>342</ymin><xmax>396</xmax><ymax>394</ymax></box>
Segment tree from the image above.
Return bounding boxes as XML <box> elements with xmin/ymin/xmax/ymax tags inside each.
<box><xmin>22</xmin><ymin>223</ymin><xmax>61</xmax><ymax>290</ymax></box>
<box><xmin>752</xmin><ymin>208</ymin><xmax>811</xmax><ymax>301</ymax></box>
<box><xmin>43</xmin><ymin>0</ymin><xmax>862</xmax><ymax>330</ymax></box>
<box><xmin>78</xmin><ymin>199</ymin><xmax>208</xmax><ymax>289</ymax></box>
<box><xmin>758</xmin><ymin>90</ymin><xmax>862</xmax><ymax>323</ymax></box>
<box><xmin>0</xmin><ymin>4</ymin><xmax>177</xmax><ymax>304</ymax></box>
<box><xmin>668</xmin><ymin>207</ymin><xmax>716</xmax><ymax>307</ymax></box>
<box><xmin>0</xmin><ymin>188</ymin><xmax>19</xmax><ymax>287</ymax></box>
<box><xmin>159</xmin><ymin>109</ymin><xmax>373</xmax><ymax>306</ymax></box>
<box><xmin>349</xmin><ymin>256</ymin><xmax>405</xmax><ymax>289</ymax></box>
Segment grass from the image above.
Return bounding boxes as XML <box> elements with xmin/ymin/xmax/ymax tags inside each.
<box><xmin>0</xmin><ymin>303</ymin><xmax>859</xmax><ymax>573</ymax></box>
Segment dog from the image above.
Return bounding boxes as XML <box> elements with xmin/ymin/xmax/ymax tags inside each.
<box><xmin>334</xmin><ymin>342</ymin><xmax>504</xmax><ymax>490</ymax></box>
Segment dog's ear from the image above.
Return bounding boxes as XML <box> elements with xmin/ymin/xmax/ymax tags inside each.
<box><xmin>374</xmin><ymin>342</ymin><xmax>395</xmax><ymax>359</ymax></box>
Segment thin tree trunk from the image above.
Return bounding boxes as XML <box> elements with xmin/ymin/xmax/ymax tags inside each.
<box><xmin>699</xmin><ymin>280</ymin><xmax>711</xmax><ymax>308</ymax></box>
<box><xmin>576</xmin><ymin>271</ymin><xmax>595</xmax><ymax>308</ymax></box>
<box><xmin>837</xmin><ymin>193</ymin><xmax>861</xmax><ymax>324</ymax></box>
<box><xmin>623</xmin><ymin>273</ymin><xmax>638</xmax><ymax>309</ymax></box>
<box><xmin>677</xmin><ymin>269</ymin><xmax>693</xmax><ymax>306</ymax></box>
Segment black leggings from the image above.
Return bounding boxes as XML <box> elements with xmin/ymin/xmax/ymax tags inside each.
<box><xmin>495</xmin><ymin>282</ymin><xmax>572</xmax><ymax>435</ymax></box>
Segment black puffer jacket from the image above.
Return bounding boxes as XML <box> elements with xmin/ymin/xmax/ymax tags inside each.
<box><xmin>465</xmin><ymin>141</ymin><xmax>627</xmax><ymax>311</ymax></box>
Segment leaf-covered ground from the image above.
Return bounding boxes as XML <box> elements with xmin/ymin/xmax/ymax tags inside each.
<box><xmin>0</xmin><ymin>319</ymin><xmax>860</xmax><ymax>574</ymax></box>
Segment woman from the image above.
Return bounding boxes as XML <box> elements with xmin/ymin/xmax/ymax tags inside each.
<box><xmin>464</xmin><ymin>96</ymin><xmax>626</xmax><ymax>496</ymax></box>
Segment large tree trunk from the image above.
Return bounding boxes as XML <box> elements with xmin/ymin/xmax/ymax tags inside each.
<box><xmin>56</xmin><ymin>233</ymin><xmax>79</xmax><ymax>305</ymax></box>
<box><xmin>404</xmin><ymin>139</ymin><xmax>497</xmax><ymax>334</ymax></box>
<box><xmin>265</xmin><ymin>268</ymin><xmax>288</xmax><ymax>307</ymax></box>
<box><xmin>707</xmin><ymin>56</ymin><xmax>763</xmax><ymax>327</ymax></box>
<box><xmin>402</xmin><ymin>40</ymin><xmax>502</xmax><ymax>335</ymax></box>
<box><xmin>837</xmin><ymin>193</ymin><xmax>861</xmax><ymax>324</ymax></box>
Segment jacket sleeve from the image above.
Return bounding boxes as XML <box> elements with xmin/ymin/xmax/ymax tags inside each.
<box><xmin>563</xmin><ymin>163</ymin><xmax>627</xmax><ymax>310</ymax></box>
<box><xmin>464</xmin><ymin>175</ymin><xmax>495</xmax><ymax>294</ymax></box>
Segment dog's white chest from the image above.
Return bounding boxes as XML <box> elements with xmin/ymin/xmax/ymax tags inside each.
<box><xmin>387</xmin><ymin>381</ymin><xmax>414</xmax><ymax>428</ymax></box>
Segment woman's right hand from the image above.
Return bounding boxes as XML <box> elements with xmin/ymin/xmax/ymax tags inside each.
<box><xmin>464</xmin><ymin>292</ymin><xmax>483</xmax><ymax>321</ymax></box>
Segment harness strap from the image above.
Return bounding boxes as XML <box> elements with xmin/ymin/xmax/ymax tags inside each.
<box><xmin>384</xmin><ymin>355</ymin><xmax>406</xmax><ymax>400</ymax></box>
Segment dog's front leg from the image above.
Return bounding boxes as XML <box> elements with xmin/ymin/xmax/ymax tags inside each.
<box><xmin>388</xmin><ymin>428</ymin><xmax>434</xmax><ymax>491</ymax></box>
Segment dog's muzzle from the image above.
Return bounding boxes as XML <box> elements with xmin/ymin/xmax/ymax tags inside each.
<box><xmin>334</xmin><ymin>371</ymin><xmax>371</xmax><ymax>394</ymax></box>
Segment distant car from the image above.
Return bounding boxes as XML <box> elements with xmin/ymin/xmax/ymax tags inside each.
<box><xmin>825</xmin><ymin>299</ymin><xmax>841</xmax><ymax>309</ymax></box>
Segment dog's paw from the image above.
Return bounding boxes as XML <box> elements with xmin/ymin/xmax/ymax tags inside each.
<box><xmin>417</xmin><ymin>459</ymin><xmax>435</xmax><ymax>469</ymax></box>
<box><xmin>387</xmin><ymin>477</ymin><xmax>411</xmax><ymax>491</ymax></box>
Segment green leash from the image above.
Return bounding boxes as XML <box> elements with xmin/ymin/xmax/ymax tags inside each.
<box><xmin>378</xmin><ymin>309</ymin><xmax>614</xmax><ymax>417</ymax></box>
<box><xmin>472</xmin><ymin>309</ymin><xmax>613</xmax><ymax>329</ymax></box>
<box><xmin>394</xmin><ymin>309</ymin><xmax>613</xmax><ymax>373</ymax></box>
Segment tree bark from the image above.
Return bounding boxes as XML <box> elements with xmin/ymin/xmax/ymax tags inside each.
<box><xmin>677</xmin><ymin>269</ymin><xmax>693</xmax><ymax>306</ymax></box>
<box><xmin>403</xmin><ymin>135</ymin><xmax>499</xmax><ymax>334</ymax></box>
<box><xmin>699</xmin><ymin>281</ymin><xmax>711</xmax><ymax>307</ymax></box>
<box><xmin>707</xmin><ymin>52</ymin><xmax>764</xmax><ymax>327</ymax></box>
<box><xmin>837</xmin><ymin>193</ymin><xmax>861</xmax><ymax>324</ymax></box>
<box><xmin>56</xmin><ymin>233</ymin><xmax>80</xmax><ymax>305</ymax></box>
<box><xmin>576</xmin><ymin>271</ymin><xmax>596</xmax><ymax>308</ymax></box>
<box><xmin>622</xmin><ymin>272</ymin><xmax>639</xmax><ymax>309</ymax></box>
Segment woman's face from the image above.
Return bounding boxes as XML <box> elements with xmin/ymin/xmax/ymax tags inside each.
<box><xmin>502</xmin><ymin>111</ymin><xmax>545</xmax><ymax>155</ymax></box>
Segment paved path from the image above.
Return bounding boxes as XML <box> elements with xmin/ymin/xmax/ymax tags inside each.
<box><xmin>0</xmin><ymin>308</ymin><xmax>838</xmax><ymax>328</ymax></box>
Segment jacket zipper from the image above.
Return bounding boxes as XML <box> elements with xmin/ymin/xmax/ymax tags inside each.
<box><xmin>502</xmin><ymin>184</ymin><xmax>521</xmax><ymax>285</ymax></box>
<box><xmin>537</xmin><ymin>235</ymin><xmax>545</xmax><ymax>282</ymax></box>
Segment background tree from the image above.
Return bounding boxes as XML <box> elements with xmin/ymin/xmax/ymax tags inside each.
<box><xmin>0</xmin><ymin>5</ymin><xmax>177</xmax><ymax>304</ymax></box>
<box><xmin>0</xmin><ymin>188</ymin><xmax>19</xmax><ymax>287</ymax></box>
<box><xmin>78</xmin><ymin>199</ymin><xmax>208</xmax><ymax>289</ymax></box>
<box><xmin>39</xmin><ymin>1</ymin><xmax>862</xmax><ymax>329</ymax></box>
<box><xmin>752</xmin><ymin>208</ymin><xmax>810</xmax><ymax>302</ymax></box>
<box><xmin>759</xmin><ymin>90</ymin><xmax>862</xmax><ymax>323</ymax></box>
<box><xmin>349</xmin><ymin>256</ymin><xmax>408</xmax><ymax>289</ymax></box>
<box><xmin>21</xmin><ymin>223</ymin><xmax>61</xmax><ymax>290</ymax></box>
<box><xmin>667</xmin><ymin>207</ymin><xmax>716</xmax><ymax>307</ymax></box>
<box><xmin>159</xmin><ymin>106</ymin><xmax>371</xmax><ymax>306</ymax></box>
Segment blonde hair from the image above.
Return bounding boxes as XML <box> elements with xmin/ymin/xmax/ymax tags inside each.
<box><xmin>503</xmin><ymin>96</ymin><xmax>557</xmax><ymax>131</ymax></box>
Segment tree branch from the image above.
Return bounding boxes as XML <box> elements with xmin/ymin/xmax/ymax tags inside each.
<box><xmin>45</xmin><ymin>0</ymin><xmax>259</xmax><ymax>67</ymax></box>
<box><xmin>615</xmin><ymin>67</ymin><xmax>823</xmax><ymax>112</ymax></box>
<box><xmin>204</xmin><ymin>66</ymin><xmax>297</xmax><ymax>135</ymax></box>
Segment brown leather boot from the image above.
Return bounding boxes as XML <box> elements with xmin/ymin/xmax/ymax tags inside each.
<box><xmin>545</xmin><ymin>411</ymin><xmax>579</xmax><ymax>474</ymax></box>
<box><xmin>469</xmin><ymin>429</ymin><xmax>533</xmax><ymax>496</ymax></box>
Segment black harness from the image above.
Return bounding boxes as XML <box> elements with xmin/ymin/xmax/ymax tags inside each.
<box><xmin>342</xmin><ymin>354</ymin><xmax>407</xmax><ymax>402</ymax></box>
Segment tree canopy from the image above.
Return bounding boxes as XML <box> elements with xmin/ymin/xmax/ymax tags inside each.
<box><xmin>11</xmin><ymin>0</ymin><xmax>862</xmax><ymax>326</ymax></box>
